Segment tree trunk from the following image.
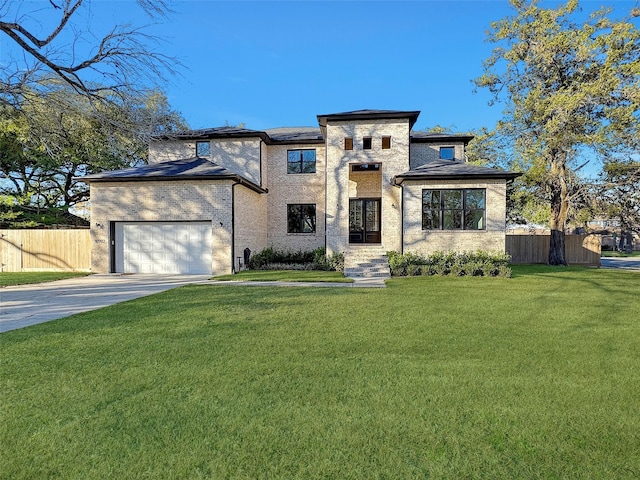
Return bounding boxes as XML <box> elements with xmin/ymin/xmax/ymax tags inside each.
<box><xmin>549</xmin><ymin>228</ymin><xmax>566</xmax><ymax>265</ymax></box>
<box><xmin>548</xmin><ymin>153</ymin><xmax>569</xmax><ymax>265</ymax></box>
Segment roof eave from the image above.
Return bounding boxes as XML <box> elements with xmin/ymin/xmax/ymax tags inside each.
<box><xmin>77</xmin><ymin>174</ymin><xmax>268</xmax><ymax>194</ymax></box>
<box><xmin>317</xmin><ymin>110</ymin><xmax>421</xmax><ymax>129</ymax></box>
<box><xmin>410</xmin><ymin>135</ymin><xmax>475</xmax><ymax>144</ymax></box>
<box><xmin>152</xmin><ymin>131</ymin><xmax>270</xmax><ymax>143</ymax></box>
<box><xmin>266</xmin><ymin>138</ymin><xmax>325</xmax><ymax>145</ymax></box>
<box><xmin>393</xmin><ymin>172</ymin><xmax>522</xmax><ymax>185</ymax></box>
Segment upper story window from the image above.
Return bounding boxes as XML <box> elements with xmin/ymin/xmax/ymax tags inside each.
<box><xmin>422</xmin><ymin>189</ymin><xmax>486</xmax><ymax>230</ymax></box>
<box><xmin>439</xmin><ymin>146</ymin><xmax>455</xmax><ymax>160</ymax></box>
<box><xmin>344</xmin><ymin>138</ymin><xmax>353</xmax><ymax>150</ymax></box>
<box><xmin>382</xmin><ymin>136</ymin><xmax>391</xmax><ymax>149</ymax></box>
<box><xmin>363</xmin><ymin>137</ymin><xmax>372</xmax><ymax>150</ymax></box>
<box><xmin>196</xmin><ymin>141</ymin><xmax>210</xmax><ymax>157</ymax></box>
<box><xmin>287</xmin><ymin>149</ymin><xmax>316</xmax><ymax>174</ymax></box>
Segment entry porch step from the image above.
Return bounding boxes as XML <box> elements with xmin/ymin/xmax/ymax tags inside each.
<box><xmin>343</xmin><ymin>247</ymin><xmax>390</xmax><ymax>278</ymax></box>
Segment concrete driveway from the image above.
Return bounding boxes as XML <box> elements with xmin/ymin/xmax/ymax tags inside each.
<box><xmin>0</xmin><ymin>274</ymin><xmax>211</xmax><ymax>333</ymax></box>
<box><xmin>600</xmin><ymin>257</ymin><xmax>640</xmax><ymax>271</ymax></box>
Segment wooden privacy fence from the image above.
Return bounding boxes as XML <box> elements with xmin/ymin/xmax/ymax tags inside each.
<box><xmin>506</xmin><ymin>234</ymin><xmax>601</xmax><ymax>266</ymax></box>
<box><xmin>0</xmin><ymin>229</ymin><xmax>91</xmax><ymax>272</ymax></box>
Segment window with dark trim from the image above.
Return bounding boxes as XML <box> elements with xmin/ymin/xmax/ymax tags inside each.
<box><xmin>422</xmin><ymin>189</ymin><xmax>485</xmax><ymax>230</ymax></box>
<box><xmin>439</xmin><ymin>146</ymin><xmax>455</xmax><ymax>160</ymax></box>
<box><xmin>382</xmin><ymin>136</ymin><xmax>391</xmax><ymax>149</ymax></box>
<box><xmin>196</xmin><ymin>141</ymin><xmax>210</xmax><ymax>157</ymax></box>
<box><xmin>363</xmin><ymin>137</ymin><xmax>372</xmax><ymax>150</ymax></box>
<box><xmin>351</xmin><ymin>163</ymin><xmax>380</xmax><ymax>172</ymax></box>
<box><xmin>287</xmin><ymin>149</ymin><xmax>316</xmax><ymax>174</ymax></box>
<box><xmin>287</xmin><ymin>204</ymin><xmax>316</xmax><ymax>233</ymax></box>
<box><xmin>344</xmin><ymin>137</ymin><xmax>353</xmax><ymax>150</ymax></box>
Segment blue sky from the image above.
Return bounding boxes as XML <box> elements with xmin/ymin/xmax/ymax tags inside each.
<box><xmin>86</xmin><ymin>0</ymin><xmax>636</xmax><ymax>134</ymax></box>
<box><xmin>2</xmin><ymin>0</ymin><xmax>638</xmax><ymax>136</ymax></box>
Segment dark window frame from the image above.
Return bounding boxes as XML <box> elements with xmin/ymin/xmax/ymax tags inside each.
<box><xmin>344</xmin><ymin>137</ymin><xmax>353</xmax><ymax>150</ymax></box>
<box><xmin>287</xmin><ymin>204</ymin><xmax>317</xmax><ymax>233</ymax></box>
<box><xmin>363</xmin><ymin>137</ymin><xmax>372</xmax><ymax>150</ymax></box>
<box><xmin>287</xmin><ymin>149</ymin><xmax>316</xmax><ymax>174</ymax></box>
<box><xmin>196</xmin><ymin>141</ymin><xmax>210</xmax><ymax>157</ymax></box>
<box><xmin>422</xmin><ymin>188</ymin><xmax>486</xmax><ymax>231</ymax></box>
<box><xmin>382</xmin><ymin>136</ymin><xmax>391</xmax><ymax>149</ymax></box>
<box><xmin>439</xmin><ymin>146</ymin><xmax>455</xmax><ymax>160</ymax></box>
<box><xmin>351</xmin><ymin>163</ymin><xmax>380</xmax><ymax>172</ymax></box>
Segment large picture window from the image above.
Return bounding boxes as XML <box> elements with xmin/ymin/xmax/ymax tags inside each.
<box><xmin>287</xmin><ymin>204</ymin><xmax>316</xmax><ymax>233</ymax></box>
<box><xmin>422</xmin><ymin>189</ymin><xmax>485</xmax><ymax>230</ymax></box>
<box><xmin>287</xmin><ymin>149</ymin><xmax>316</xmax><ymax>174</ymax></box>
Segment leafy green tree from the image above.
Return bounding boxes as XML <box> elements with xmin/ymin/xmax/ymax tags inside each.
<box><xmin>0</xmin><ymin>83</ymin><xmax>186</xmax><ymax>212</ymax></box>
<box><xmin>595</xmin><ymin>160</ymin><xmax>640</xmax><ymax>243</ymax></box>
<box><xmin>476</xmin><ymin>0</ymin><xmax>640</xmax><ymax>265</ymax></box>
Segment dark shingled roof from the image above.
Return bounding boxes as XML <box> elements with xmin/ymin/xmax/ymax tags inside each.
<box><xmin>317</xmin><ymin>109</ymin><xmax>421</xmax><ymax>130</ymax></box>
<box><xmin>153</xmin><ymin>126</ymin><xmax>269</xmax><ymax>142</ymax></box>
<box><xmin>77</xmin><ymin>158</ymin><xmax>267</xmax><ymax>193</ymax></box>
<box><xmin>393</xmin><ymin>160</ymin><xmax>521</xmax><ymax>183</ymax></box>
<box><xmin>264</xmin><ymin>127</ymin><xmax>324</xmax><ymax>144</ymax></box>
<box><xmin>410</xmin><ymin>131</ymin><xmax>474</xmax><ymax>143</ymax></box>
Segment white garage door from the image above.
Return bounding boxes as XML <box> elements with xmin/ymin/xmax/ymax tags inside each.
<box><xmin>115</xmin><ymin>222</ymin><xmax>212</xmax><ymax>274</ymax></box>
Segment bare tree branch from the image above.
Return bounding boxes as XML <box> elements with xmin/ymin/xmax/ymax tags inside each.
<box><xmin>0</xmin><ymin>0</ymin><xmax>179</xmax><ymax>104</ymax></box>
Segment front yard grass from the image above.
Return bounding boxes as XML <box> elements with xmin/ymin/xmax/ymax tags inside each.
<box><xmin>1</xmin><ymin>266</ymin><xmax>639</xmax><ymax>479</ymax></box>
<box><xmin>601</xmin><ymin>250</ymin><xmax>640</xmax><ymax>257</ymax></box>
<box><xmin>0</xmin><ymin>271</ymin><xmax>88</xmax><ymax>287</ymax></box>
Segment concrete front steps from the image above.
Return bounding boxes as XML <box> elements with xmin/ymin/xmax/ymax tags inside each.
<box><xmin>343</xmin><ymin>246</ymin><xmax>390</xmax><ymax>278</ymax></box>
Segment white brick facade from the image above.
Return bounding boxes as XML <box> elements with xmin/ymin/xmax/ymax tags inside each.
<box><xmin>264</xmin><ymin>144</ymin><xmax>326</xmax><ymax>252</ymax></box>
<box><xmin>325</xmin><ymin>119</ymin><xmax>409</xmax><ymax>255</ymax></box>
<box><xmin>402</xmin><ymin>179</ymin><xmax>508</xmax><ymax>255</ymax></box>
<box><xmin>86</xmin><ymin>110</ymin><xmax>515</xmax><ymax>274</ymax></box>
<box><xmin>90</xmin><ymin>180</ymin><xmax>235</xmax><ymax>275</ymax></box>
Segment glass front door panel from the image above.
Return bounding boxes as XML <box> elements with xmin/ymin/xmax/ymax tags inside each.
<box><xmin>349</xmin><ymin>198</ymin><xmax>381</xmax><ymax>243</ymax></box>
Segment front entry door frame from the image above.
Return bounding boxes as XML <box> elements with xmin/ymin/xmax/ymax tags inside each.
<box><xmin>349</xmin><ymin>198</ymin><xmax>381</xmax><ymax>244</ymax></box>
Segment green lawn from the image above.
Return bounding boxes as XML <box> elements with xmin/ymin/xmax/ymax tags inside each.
<box><xmin>212</xmin><ymin>269</ymin><xmax>353</xmax><ymax>282</ymax></box>
<box><xmin>0</xmin><ymin>271</ymin><xmax>88</xmax><ymax>287</ymax></box>
<box><xmin>1</xmin><ymin>266</ymin><xmax>639</xmax><ymax>479</ymax></box>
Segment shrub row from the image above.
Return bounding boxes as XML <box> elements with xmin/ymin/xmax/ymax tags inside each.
<box><xmin>248</xmin><ymin>247</ymin><xmax>344</xmax><ymax>272</ymax></box>
<box><xmin>387</xmin><ymin>250</ymin><xmax>512</xmax><ymax>277</ymax></box>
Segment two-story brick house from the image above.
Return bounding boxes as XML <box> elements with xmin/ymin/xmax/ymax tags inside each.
<box><xmin>81</xmin><ymin>109</ymin><xmax>518</xmax><ymax>275</ymax></box>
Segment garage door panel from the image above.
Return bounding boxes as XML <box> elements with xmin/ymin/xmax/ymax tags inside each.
<box><xmin>115</xmin><ymin>222</ymin><xmax>212</xmax><ymax>274</ymax></box>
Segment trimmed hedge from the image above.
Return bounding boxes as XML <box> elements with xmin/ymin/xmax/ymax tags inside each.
<box><xmin>387</xmin><ymin>250</ymin><xmax>512</xmax><ymax>277</ymax></box>
<box><xmin>248</xmin><ymin>247</ymin><xmax>344</xmax><ymax>272</ymax></box>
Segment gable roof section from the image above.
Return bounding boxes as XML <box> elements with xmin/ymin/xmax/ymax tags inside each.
<box><xmin>153</xmin><ymin>126</ymin><xmax>270</xmax><ymax>142</ymax></box>
<box><xmin>264</xmin><ymin>127</ymin><xmax>324</xmax><ymax>144</ymax></box>
<box><xmin>393</xmin><ymin>160</ymin><xmax>521</xmax><ymax>184</ymax></box>
<box><xmin>152</xmin><ymin>126</ymin><xmax>324</xmax><ymax>145</ymax></box>
<box><xmin>77</xmin><ymin>157</ymin><xmax>267</xmax><ymax>193</ymax></box>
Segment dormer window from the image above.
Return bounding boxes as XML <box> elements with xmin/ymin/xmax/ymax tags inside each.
<box><xmin>439</xmin><ymin>146</ymin><xmax>455</xmax><ymax>160</ymax></box>
<box><xmin>196</xmin><ymin>141</ymin><xmax>210</xmax><ymax>157</ymax></box>
<box><xmin>363</xmin><ymin>137</ymin><xmax>372</xmax><ymax>150</ymax></box>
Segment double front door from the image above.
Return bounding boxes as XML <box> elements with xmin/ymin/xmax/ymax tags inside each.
<box><xmin>349</xmin><ymin>198</ymin><xmax>381</xmax><ymax>244</ymax></box>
